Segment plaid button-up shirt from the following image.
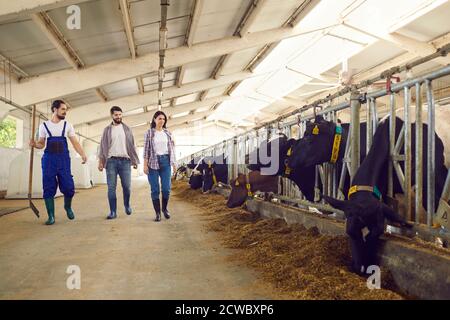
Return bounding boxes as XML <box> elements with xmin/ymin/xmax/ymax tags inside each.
<box><xmin>143</xmin><ymin>128</ymin><xmax>176</xmax><ymax>170</ymax></box>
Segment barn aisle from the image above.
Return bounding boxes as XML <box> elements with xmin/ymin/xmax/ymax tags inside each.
<box><xmin>0</xmin><ymin>177</ymin><xmax>281</xmax><ymax>300</ymax></box>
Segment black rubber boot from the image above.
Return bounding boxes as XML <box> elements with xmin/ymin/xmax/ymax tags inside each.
<box><xmin>107</xmin><ymin>211</ymin><xmax>117</xmax><ymax>220</ymax></box>
<box><xmin>64</xmin><ymin>196</ymin><xmax>75</xmax><ymax>220</ymax></box>
<box><xmin>162</xmin><ymin>197</ymin><xmax>171</xmax><ymax>219</ymax></box>
<box><xmin>152</xmin><ymin>199</ymin><xmax>161</xmax><ymax>222</ymax></box>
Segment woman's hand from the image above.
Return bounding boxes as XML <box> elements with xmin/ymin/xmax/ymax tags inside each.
<box><xmin>172</xmin><ymin>164</ymin><xmax>177</xmax><ymax>176</ymax></box>
<box><xmin>143</xmin><ymin>159</ymin><xmax>149</xmax><ymax>175</ymax></box>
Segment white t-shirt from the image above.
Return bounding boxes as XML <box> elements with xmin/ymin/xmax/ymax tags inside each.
<box><xmin>154</xmin><ymin>130</ymin><xmax>169</xmax><ymax>155</ymax></box>
<box><xmin>39</xmin><ymin>120</ymin><xmax>76</xmax><ymax>139</ymax></box>
<box><xmin>108</xmin><ymin>124</ymin><xmax>129</xmax><ymax>158</ymax></box>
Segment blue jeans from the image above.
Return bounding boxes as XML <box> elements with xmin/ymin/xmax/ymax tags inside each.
<box><xmin>148</xmin><ymin>154</ymin><xmax>171</xmax><ymax>200</ymax></box>
<box><xmin>106</xmin><ymin>157</ymin><xmax>131</xmax><ymax>213</ymax></box>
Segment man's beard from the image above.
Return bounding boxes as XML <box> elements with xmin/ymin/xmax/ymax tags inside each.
<box><xmin>57</xmin><ymin>114</ymin><xmax>66</xmax><ymax>120</ymax></box>
<box><xmin>113</xmin><ymin>118</ymin><xmax>122</xmax><ymax>124</ymax></box>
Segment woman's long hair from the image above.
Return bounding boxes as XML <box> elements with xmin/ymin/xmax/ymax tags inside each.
<box><xmin>151</xmin><ymin>111</ymin><xmax>168</xmax><ymax>129</ymax></box>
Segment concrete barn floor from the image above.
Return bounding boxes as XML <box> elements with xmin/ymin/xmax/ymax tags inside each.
<box><xmin>0</xmin><ymin>177</ymin><xmax>282</xmax><ymax>300</ymax></box>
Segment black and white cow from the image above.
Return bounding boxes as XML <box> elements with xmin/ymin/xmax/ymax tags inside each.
<box><xmin>187</xmin><ymin>157</ymin><xmax>204</xmax><ymax>190</ymax></box>
<box><xmin>320</xmin><ymin>116</ymin><xmax>447</xmax><ymax>274</ymax></box>
<box><xmin>201</xmin><ymin>154</ymin><xmax>229</xmax><ymax>193</ymax></box>
<box><xmin>246</xmin><ymin>134</ymin><xmax>318</xmax><ymax>201</ymax></box>
<box><xmin>287</xmin><ymin>115</ymin><xmax>368</xmax><ymax>199</ymax></box>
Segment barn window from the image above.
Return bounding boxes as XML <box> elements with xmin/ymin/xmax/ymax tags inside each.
<box><xmin>0</xmin><ymin>115</ymin><xmax>23</xmax><ymax>149</ymax></box>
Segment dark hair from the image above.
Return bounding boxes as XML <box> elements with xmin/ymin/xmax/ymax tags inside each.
<box><xmin>151</xmin><ymin>111</ymin><xmax>168</xmax><ymax>129</ymax></box>
<box><xmin>51</xmin><ymin>100</ymin><xmax>66</xmax><ymax>112</ymax></box>
<box><xmin>110</xmin><ymin>106</ymin><xmax>123</xmax><ymax>114</ymax></box>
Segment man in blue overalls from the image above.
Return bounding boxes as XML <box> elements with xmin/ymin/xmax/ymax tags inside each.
<box><xmin>29</xmin><ymin>100</ymin><xmax>87</xmax><ymax>225</ymax></box>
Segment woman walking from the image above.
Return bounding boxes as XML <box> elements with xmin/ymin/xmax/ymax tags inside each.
<box><xmin>143</xmin><ymin>111</ymin><xmax>177</xmax><ymax>222</ymax></box>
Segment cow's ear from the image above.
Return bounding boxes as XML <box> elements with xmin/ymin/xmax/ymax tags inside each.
<box><xmin>322</xmin><ymin>195</ymin><xmax>348</xmax><ymax>211</ymax></box>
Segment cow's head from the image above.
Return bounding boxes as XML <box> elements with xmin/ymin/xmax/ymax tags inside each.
<box><xmin>246</xmin><ymin>134</ymin><xmax>295</xmax><ymax>175</ymax></box>
<box><xmin>189</xmin><ymin>169</ymin><xmax>203</xmax><ymax>189</ymax></box>
<box><xmin>227</xmin><ymin>171</ymin><xmax>279</xmax><ymax>208</ymax></box>
<box><xmin>322</xmin><ymin>194</ymin><xmax>413</xmax><ymax>228</ymax></box>
<box><xmin>202</xmin><ymin>155</ymin><xmax>227</xmax><ymax>193</ymax></box>
<box><xmin>227</xmin><ymin>174</ymin><xmax>249</xmax><ymax>208</ymax></box>
<box><xmin>187</xmin><ymin>156</ymin><xmax>205</xmax><ymax>170</ymax></box>
<box><xmin>288</xmin><ymin>116</ymin><xmax>339</xmax><ymax>168</ymax></box>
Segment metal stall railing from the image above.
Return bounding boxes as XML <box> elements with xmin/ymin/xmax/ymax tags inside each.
<box><xmin>177</xmin><ymin>57</ymin><xmax>450</xmax><ymax>238</ymax></box>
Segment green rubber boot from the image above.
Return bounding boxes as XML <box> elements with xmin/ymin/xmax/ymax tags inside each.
<box><xmin>44</xmin><ymin>198</ymin><xmax>55</xmax><ymax>225</ymax></box>
<box><xmin>64</xmin><ymin>196</ymin><xmax>75</xmax><ymax>220</ymax></box>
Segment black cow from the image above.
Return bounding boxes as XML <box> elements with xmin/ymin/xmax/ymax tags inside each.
<box><xmin>201</xmin><ymin>154</ymin><xmax>228</xmax><ymax>193</ymax></box>
<box><xmin>187</xmin><ymin>157</ymin><xmax>204</xmax><ymax>190</ymax></box>
<box><xmin>287</xmin><ymin>115</ymin><xmax>367</xmax><ymax>199</ymax></box>
<box><xmin>322</xmin><ymin>116</ymin><xmax>447</xmax><ymax>274</ymax></box>
<box><xmin>246</xmin><ymin>135</ymin><xmax>317</xmax><ymax>201</ymax></box>
<box><xmin>187</xmin><ymin>156</ymin><xmax>203</xmax><ymax>169</ymax></box>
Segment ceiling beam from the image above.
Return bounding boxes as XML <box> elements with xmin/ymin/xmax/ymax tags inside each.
<box><xmin>118</xmin><ymin>0</ymin><xmax>136</xmax><ymax>59</ymax></box>
<box><xmin>199</xmin><ymin>0</ymin><xmax>270</xmax><ymax>103</ymax></box>
<box><xmin>136</xmin><ymin>76</ymin><xmax>144</xmax><ymax>94</ymax></box>
<box><xmin>117</xmin><ymin>0</ymin><xmax>144</xmax><ymax>99</ymax></box>
<box><xmin>210</xmin><ymin>0</ymin><xmax>321</xmax><ymax>111</ymax></box>
<box><xmin>288</xmin><ymin>0</ymin><xmax>322</xmax><ymax>28</ymax></box>
<box><xmin>95</xmin><ymin>88</ymin><xmax>108</xmax><ymax>102</ymax></box>
<box><xmin>68</xmin><ymin>70</ymin><xmax>264</xmax><ymax>125</ymax></box>
<box><xmin>176</xmin><ymin>0</ymin><xmax>205</xmax><ymax>94</ymax></box>
<box><xmin>186</xmin><ymin>0</ymin><xmax>204</xmax><ymax>47</ymax></box>
<box><xmin>176</xmin><ymin>66</ymin><xmax>185</xmax><ymax>88</ymax></box>
<box><xmin>31</xmin><ymin>11</ymin><xmax>84</xmax><ymax>69</ymax></box>
<box><xmin>6</xmin><ymin>22</ymin><xmax>336</xmax><ymax>107</ymax></box>
<box><xmin>238</xmin><ymin>0</ymin><xmax>268</xmax><ymax>37</ymax></box>
<box><xmin>246</xmin><ymin>0</ymin><xmax>322</xmax><ymax>72</ymax></box>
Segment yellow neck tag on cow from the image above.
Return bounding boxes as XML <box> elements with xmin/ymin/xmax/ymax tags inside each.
<box><xmin>287</xmin><ymin>147</ymin><xmax>292</xmax><ymax>156</ymax></box>
<box><xmin>348</xmin><ymin>185</ymin><xmax>382</xmax><ymax>201</ymax></box>
<box><xmin>211</xmin><ymin>167</ymin><xmax>217</xmax><ymax>185</ymax></box>
<box><xmin>312</xmin><ymin>125</ymin><xmax>319</xmax><ymax>135</ymax></box>
<box><xmin>330</xmin><ymin>127</ymin><xmax>342</xmax><ymax>164</ymax></box>
<box><xmin>246</xmin><ymin>183</ymin><xmax>253</xmax><ymax>197</ymax></box>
